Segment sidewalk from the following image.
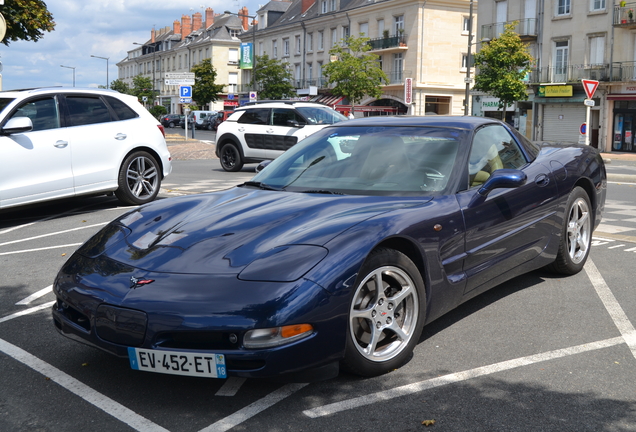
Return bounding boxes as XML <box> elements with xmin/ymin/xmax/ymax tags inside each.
<box><xmin>165</xmin><ymin>135</ymin><xmax>216</xmax><ymax>160</ymax></box>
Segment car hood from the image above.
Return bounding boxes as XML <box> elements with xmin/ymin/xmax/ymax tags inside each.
<box><xmin>81</xmin><ymin>188</ymin><xmax>430</xmax><ymax>275</ymax></box>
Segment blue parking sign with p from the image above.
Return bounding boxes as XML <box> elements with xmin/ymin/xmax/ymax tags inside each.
<box><xmin>180</xmin><ymin>86</ymin><xmax>192</xmax><ymax>98</ymax></box>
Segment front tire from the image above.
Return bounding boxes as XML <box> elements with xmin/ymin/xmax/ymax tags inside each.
<box><xmin>342</xmin><ymin>248</ymin><xmax>426</xmax><ymax>377</ymax></box>
<box><xmin>547</xmin><ymin>186</ymin><xmax>592</xmax><ymax>275</ymax></box>
<box><xmin>115</xmin><ymin>151</ymin><xmax>161</xmax><ymax>205</ymax></box>
<box><xmin>168</xmin><ymin>121</ymin><xmax>175</xmax><ymax>128</ymax></box>
<box><xmin>220</xmin><ymin>143</ymin><xmax>244</xmax><ymax>172</ymax></box>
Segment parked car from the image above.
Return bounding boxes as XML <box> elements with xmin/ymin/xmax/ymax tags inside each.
<box><xmin>201</xmin><ymin>110</ymin><xmax>233</xmax><ymax>131</ymax></box>
<box><xmin>0</xmin><ymin>87</ymin><xmax>172</xmax><ymax>209</ymax></box>
<box><xmin>215</xmin><ymin>101</ymin><xmax>347</xmax><ymax>171</ymax></box>
<box><xmin>160</xmin><ymin>114</ymin><xmax>183</xmax><ymax>128</ymax></box>
<box><xmin>52</xmin><ymin>116</ymin><xmax>606</xmax><ymax>381</ymax></box>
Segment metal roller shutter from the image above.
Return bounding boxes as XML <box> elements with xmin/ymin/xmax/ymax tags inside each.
<box><xmin>542</xmin><ymin>104</ymin><xmax>586</xmax><ymax>143</ymax></box>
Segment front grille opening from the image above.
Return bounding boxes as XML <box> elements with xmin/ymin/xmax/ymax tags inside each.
<box><xmin>154</xmin><ymin>331</ymin><xmax>239</xmax><ymax>351</ymax></box>
<box><xmin>226</xmin><ymin>358</ymin><xmax>266</xmax><ymax>371</ymax></box>
<box><xmin>56</xmin><ymin>300</ymin><xmax>90</xmax><ymax>331</ymax></box>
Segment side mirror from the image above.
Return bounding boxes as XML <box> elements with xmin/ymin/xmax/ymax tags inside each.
<box><xmin>255</xmin><ymin>160</ymin><xmax>273</xmax><ymax>173</ymax></box>
<box><xmin>478</xmin><ymin>169</ymin><xmax>527</xmax><ymax>197</ymax></box>
<box><xmin>287</xmin><ymin>119</ymin><xmax>305</xmax><ymax>128</ymax></box>
<box><xmin>1</xmin><ymin>117</ymin><xmax>33</xmax><ymax>135</ymax></box>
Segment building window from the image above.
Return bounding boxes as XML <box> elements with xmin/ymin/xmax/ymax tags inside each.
<box><xmin>556</xmin><ymin>0</ymin><xmax>571</xmax><ymax>16</ymax></box>
<box><xmin>394</xmin><ymin>15</ymin><xmax>404</xmax><ymax>33</ymax></box>
<box><xmin>590</xmin><ymin>0</ymin><xmax>605</xmax><ymax>11</ymax></box>
<box><xmin>330</xmin><ymin>0</ymin><xmax>336</xmax><ymax>11</ymax></box>
<box><xmin>283</xmin><ymin>38</ymin><xmax>290</xmax><ymax>57</ymax></box>
<box><xmin>295</xmin><ymin>64</ymin><xmax>301</xmax><ymax>87</ymax></box>
<box><xmin>463</xmin><ymin>16</ymin><xmax>472</xmax><ymax>34</ymax></box>
<box><xmin>359</xmin><ymin>22</ymin><xmax>368</xmax><ymax>37</ymax></box>
<box><xmin>321</xmin><ymin>0</ymin><xmax>327</xmax><ymax>13</ymax></box>
<box><xmin>273</xmin><ymin>40</ymin><xmax>278</xmax><ymax>58</ymax></box>
<box><xmin>229</xmin><ymin>48</ymin><xmax>239</xmax><ymax>65</ymax></box>
<box><xmin>342</xmin><ymin>26</ymin><xmax>350</xmax><ymax>40</ymax></box>
<box><xmin>307</xmin><ymin>63</ymin><xmax>313</xmax><ymax>81</ymax></box>
<box><xmin>589</xmin><ymin>36</ymin><xmax>604</xmax><ymax>65</ymax></box>
<box><xmin>307</xmin><ymin>33</ymin><xmax>313</xmax><ymax>52</ymax></box>
<box><xmin>331</xmin><ymin>28</ymin><xmax>337</xmax><ymax>46</ymax></box>
<box><xmin>295</xmin><ymin>35</ymin><xmax>301</xmax><ymax>54</ymax></box>
<box><xmin>393</xmin><ymin>52</ymin><xmax>403</xmax><ymax>82</ymax></box>
<box><xmin>377</xmin><ymin>19</ymin><xmax>385</xmax><ymax>36</ymax></box>
<box><xmin>318</xmin><ymin>31</ymin><xmax>324</xmax><ymax>50</ymax></box>
<box><xmin>230</xmin><ymin>29</ymin><xmax>240</xmax><ymax>38</ymax></box>
<box><xmin>554</xmin><ymin>40</ymin><xmax>569</xmax><ymax>81</ymax></box>
<box><xmin>228</xmin><ymin>72</ymin><xmax>238</xmax><ymax>94</ymax></box>
<box><xmin>425</xmin><ymin>96</ymin><xmax>451</xmax><ymax>115</ymax></box>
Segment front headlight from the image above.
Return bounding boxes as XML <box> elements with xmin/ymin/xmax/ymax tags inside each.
<box><xmin>238</xmin><ymin>245</ymin><xmax>328</xmax><ymax>282</ymax></box>
<box><xmin>244</xmin><ymin>324</ymin><xmax>314</xmax><ymax>349</ymax></box>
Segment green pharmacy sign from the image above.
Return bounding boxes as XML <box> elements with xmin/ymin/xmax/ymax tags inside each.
<box><xmin>240</xmin><ymin>43</ymin><xmax>253</xmax><ymax>69</ymax></box>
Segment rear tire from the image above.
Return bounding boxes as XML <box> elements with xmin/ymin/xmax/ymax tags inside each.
<box><xmin>114</xmin><ymin>151</ymin><xmax>161</xmax><ymax>205</ymax></box>
<box><xmin>342</xmin><ymin>248</ymin><xmax>426</xmax><ymax>377</ymax></box>
<box><xmin>546</xmin><ymin>186</ymin><xmax>592</xmax><ymax>275</ymax></box>
<box><xmin>220</xmin><ymin>143</ymin><xmax>244</xmax><ymax>172</ymax></box>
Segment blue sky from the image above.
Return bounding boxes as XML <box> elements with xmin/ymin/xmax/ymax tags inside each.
<box><xmin>1</xmin><ymin>0</ymin><xmax>265</xmax><ymax>90</ymax></box>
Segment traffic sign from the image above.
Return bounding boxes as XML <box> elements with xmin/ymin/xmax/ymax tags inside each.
<box><xmin>580</xmin><ymin>123</ymin><xmax>586</xmax><ymax>135</ymax></box>
<box><xmin>581</xmin><ymin>79</ymin><xmax>599</xmax><ymax>99</ymax></box>
<box><xmin>180</xmin><ymin>86</ymin><xmax>192</xmax><ymax>98</ymax></box>
<box><xmin>166</xmin><ymin>79</ymin><xmax>194</xmax><ymax>86</ymax></box>
<box><xmin>249</xmin><ymin>91</ymin><xmax>257</xmax><ymax>102</ymax></box>
<box><xmin>180</xmin><ymin>98</ymin><xmax>192</xmax><ymax>103</ymax></box>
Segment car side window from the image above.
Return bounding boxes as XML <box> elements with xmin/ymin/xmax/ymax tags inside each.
<box><xmin>237</xmin><ymin>108</ymin><xmax>269</xmax><ymax>125</ymax></box>
<box><xmin>105</xmin><ymin>96</ymin><xmax>138</xmax><ymax>120</ymax></box>
<box><xmin>65</xmin><ymin>96</ymin><xmax>112</xmax><ymax>126</ymax></box>
<box><xmin>272</xmin><ymin>108</ymin><xmax>303</xmax><ymax>126</ymax></box>
<box><xmin>469</xmin><ymin>125</ymin><xmax>528</xmax><ymax>188</ymax></box>
<box><xmin>11</xmin><ymin>97</ymin><xmax>60</xmax><ymax>132</ymax></box>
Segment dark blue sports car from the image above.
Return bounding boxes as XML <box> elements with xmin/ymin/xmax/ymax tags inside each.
<box><xmin>52</xmin><ymin>116</ymin><xmax>606</xmax><ymax>381</ymax></box>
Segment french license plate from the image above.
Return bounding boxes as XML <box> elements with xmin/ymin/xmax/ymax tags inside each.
<box><xmin>128</xmin><ymin>347</ymin><xmax>227</xmax><ymax>379</ymax></box>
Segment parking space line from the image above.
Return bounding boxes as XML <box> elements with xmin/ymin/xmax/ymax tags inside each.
<box><xmin>0</xmin><ymin>337</ymin><xmax>169</xmax><ymax>432</ymax></box>
<box><xmin>0</xmin><ymin>301</ymin><xmax>55</xmax><ymax>324</ymax></box>
<box><xmin>215</xmin><ymin>377</ymin><xmax>247</xmax><ymax>397</ymax></box>
<box><xmin>0</xmin><ymin>222</ymin><xmax>107</xmax><ymax>247</ymax></box>
<box><xmin>585</xmin><ymin>259</ymin><xmax>636</xmax><ymax>359</ymax></box>
<box><xmin>302</xmin><ymin>337</ymin><xmax>624</xmax><ymax>419</ymax></box>
<box><xmin>16</xmin><ymin>285</ymin><xmax>53</xmax><ymax>305</ymax></box>
<box><xmin>201</xmin><ymin>383</ymin><xmax>308</xmax><ymax>432</ymax></box>
<box><xmin>0</xmin><ymin>243</ymin><xmax>82</xmax><ymax>256</ymax></box>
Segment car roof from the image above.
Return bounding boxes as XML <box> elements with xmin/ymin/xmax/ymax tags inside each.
<box><xmin>239</xmin><ymin>101</ymin><xmax>330</xmax><ymax>109</ymax></box>
<box><xmin>0</xmin><ymin>87</ymin><xmax>123</xmax><ymax>98</ymax></box>
<box><xmin>331</xmin><ymin>115</ymin><xmax>506</xmax><ymax>131</ymax></box>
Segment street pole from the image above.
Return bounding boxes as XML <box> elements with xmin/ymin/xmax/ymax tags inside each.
<box><xmin>90</xmin><ymin>55</ymin><xmax>109</xmax><ymax>88</ymax></box>
<box><xmin>464</xmin><ymin>0</ymin><xmax>474</xmax><ymax>116</ymax></box>
<box><xmin>60</xmin><ymin>65</ymin><xmax>76</xmax><ymax>87</ymax></box>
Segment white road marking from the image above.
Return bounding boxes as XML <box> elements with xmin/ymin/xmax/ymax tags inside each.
<box><xmin>584</xmin><ymin>260</ymin><xmax>636</xmax><ymax>359</ymax></box>
<box><xmin>607</xmin><ymin>244</ymin><xmax>626</xmax><ymax>249</ymax></box>
<box><xmin>0</xmin><ymin>222</ymin><xmax>107</xmax><ymax>247</ymax></box>
<box><xmin>0</xmin><ymin>337</ymin><xmax>169</xmax><ymax>432</ymax></box>
<box><xmin>215</xmin><ymin>377</ymin><xmax>247</xmax><ymax>397</ymax></box>
<box><xmin>201</xmin><ymin>383</ymin><xmax>309</xmax><ymax>432</ymax></box>
<box><xmin>625</xmin><ymin>246</ymin><xmax>636</xmax><ymax>252</ymax></box>
<box><xmin>302</xmin><ymin>337</ymin><xmax>624</xmax><ymax>418</ymax></box>
<box><xmin>0</xmin><ymin>222</ymin><xmax>37</xmax><ymax>235</ymax></box>
<box><xmin>16</xmin><ymin>285</ymin><xmax>53</xmax><ymax>305</ymax></box>
<box><xmin>0</xmin><ymin>301</ymin><xmax>56</xmax><ymax>324</ymax></box>
<box><xmin>0</xmin><ymin>243</ymin><xmax>82</xmax><ymax>256</ymax></box>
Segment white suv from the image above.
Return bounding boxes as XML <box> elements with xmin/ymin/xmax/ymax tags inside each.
<box><xmin>215</xmin><ymin>101</ymin><xmax>347</xmax><ymax>171</ymax></box>
<box><xmin>0</xmin><ymin>87</ymin><xmax>172</xmax><ymax>209</ymax></box>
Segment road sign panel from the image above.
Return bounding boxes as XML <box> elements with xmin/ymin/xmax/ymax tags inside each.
<box><xmin>580</xmin><ymin>123</ymin><xmax>587</xmax><ymax>135</ymax></box>
<box><xmin>581</xmin><ymin>79</ymin><xmax>599</xmax><ymax>99</ymax></box>
<box><xmin>180</xmin><ymin>98</ymin><xmax>192</xmax><ymax>104</ymax></box>
<box><xmin>249</xmin><ymin>91</ymin><xmax>257</xmax><ymax>102</ymax></box>
<box><xmin>165</xmin><ymin>79</ymin><xmax>195</xmax><ymax>86</ymax></box>
<box><xmin>180</xmin><ymin>86</ymin><xmax>192</xmax><ymax>98</ymax></box>
<box><xmin>165</xmin><ymin>72</ymin><xmax>195</xmax><ymax>79</ymax></box>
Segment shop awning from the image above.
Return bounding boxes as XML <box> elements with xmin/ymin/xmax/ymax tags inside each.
<box><xmin>607</xmin><ymin>94</ymin><xmax>636</xmax><ymax>100</ymax></box>
<box><xmin>312</xmin><ymin>95</ymin><xmax>344</xmax><ymax>106</ymax></box>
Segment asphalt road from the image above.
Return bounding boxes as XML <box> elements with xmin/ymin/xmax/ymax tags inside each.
<box><xmin>0</xmin><ymin>161</ymin><xmax>635</xmax><ymax>431</ymax></box>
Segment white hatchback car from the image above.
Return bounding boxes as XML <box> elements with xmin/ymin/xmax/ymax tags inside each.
<box><xmin>215</xmin><ymin>101</ymin><xmax>347</xmax><ymax>171</ymax></box>
<box><xmin>0</xmin><ymin>87</ymin><xmax>172</xmax><ymax>209</ymax></box>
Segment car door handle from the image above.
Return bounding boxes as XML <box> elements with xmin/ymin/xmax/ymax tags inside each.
<box><xmin>535</xmin><ymin>173</ymin><xmax>550</xmax><ymax>187</ymax></box>
<box><xmin>114</xmin><ymin>133</ymin><xmax>127</xmax><ymax>140</ymax></box>
<box><xmin>238</xmin><ymin>127</ymin><xmax>245</xmax><ymax>132</ymax></box>
<box><xmin>54</xmin><ymin>141</ymin><xmax>68</xmax><ymax>148</ymax></box>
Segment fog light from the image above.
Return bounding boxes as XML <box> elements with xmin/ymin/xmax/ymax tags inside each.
<box><xmin>244</xmin><ymin>324</ymin><xmax>314</xmax><ymax>349</ymax></box>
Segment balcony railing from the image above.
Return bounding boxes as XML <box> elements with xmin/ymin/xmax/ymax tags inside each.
<box><xmin>527</xmin><ymin>64</ymin><xmax>610</xmax><ymax>84</ymax></box>
<box><xmin>480</xmin><ymin>18</ymin><xmax>538</xmax><ymax>41</ymax></box>
<box><xmin>367</xmin><ymin>33</ymin><xmax>407</xmax><ymax>50</ymax></box>
<box><xmin>610</xmin><ymin>61</ymin><xmax>636</xmax><ymax>81</ymax></box>
<box><xmin>614</xmin><ymin>3</ymin><xmax>636</xmax><ymax>27</ymax></box>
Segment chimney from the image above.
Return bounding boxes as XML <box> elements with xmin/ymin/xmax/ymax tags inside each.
<box><xmin>151</xmin><ymin>28</ymin><xmax>156</xmax><ymax>43</ymax></box>
<box><xmin>181</xmin><ymin>14</ymin><xmax>192</xmax><ymax>38</ymax></box>
<box><xmin>192</xmin><ymin>12</ymin><xmax>202</xmax><ymax>32</ymax></box>
<box><xmin>205</xmin><ymin>8</ymin><xmax>214</xmax><ymax>28</ymax></box>
<box><xmin>241</xmin><ymin>6</ymin><xmax>249</xmax><ymax>31</ymax></box>
<box><xmin>173</xmin><ymin>20</ymin><xmax>181</xmax><ymax>36</ymax></box>
<box><xmin>301</xmin><ymin>0</ymin><xmax>315</xmax><ymax>14</ymax></box>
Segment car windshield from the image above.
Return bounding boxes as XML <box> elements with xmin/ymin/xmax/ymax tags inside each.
<box><xmin>296</xmin><ymin>106</ymin><xmax>347</xmax><ymax>125</ymax></box>
<box><xmin>251</xmin><ymin>126</ymin><xmax>463</xmax><ymax>196</ymax></box>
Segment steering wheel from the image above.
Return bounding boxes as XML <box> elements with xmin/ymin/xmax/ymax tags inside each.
<box><xmin>420</xmin><ymin>167</ymin><xmax>445</xmax><ymax>190</ymax></box>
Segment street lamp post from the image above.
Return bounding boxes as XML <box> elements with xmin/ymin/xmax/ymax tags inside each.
<box><xmin>464</xmin><ymin>0</ymin><xmax>474</xmax><ymax>116</ymax></box>
<box><xmin>90</xmin><ymin>55</ymin><xmax>109</xmax><ymax>89</ymax></box>
<box><xmin>224</xmin><ymin>10</ymin><xmax>257</xmax><ymax>91</ymax></box>
<box><xmin>60</xmin><ymin>65</ymin><xmax>76</xmax><ymax>87</ymax></box>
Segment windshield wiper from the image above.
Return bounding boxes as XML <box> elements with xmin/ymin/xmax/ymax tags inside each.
<box><xmin>298</xmin><ymin>189</ymin><xmax>344</xmax><ymax>195</ymax></box>
<box><xmin>240</xmin><ymin>181</ymin><xmax>285</xmax><ymax>191</ymax></box>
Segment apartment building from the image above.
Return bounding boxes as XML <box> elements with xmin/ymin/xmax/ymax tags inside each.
<box><xmin>116</xmin><ymin>8</ymin><xmax>247</xmax><ymax>114</ymax></box>
<box><xmin>238</xmin><ymin>0</ymin><xmax>474</xmax><ymax>116</ymax></box>
<box><xmin>477</xmin><ymin>0</ymin><xmax>636</xmax><ymax>153</ymax></box>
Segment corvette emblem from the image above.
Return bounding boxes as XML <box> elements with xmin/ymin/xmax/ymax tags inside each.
<box><xmin>130</xmin><ymin>276</ymin><xmax>155</xmax><ymax>289</ymax></box>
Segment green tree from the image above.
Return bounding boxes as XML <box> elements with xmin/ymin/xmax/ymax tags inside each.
<box><xmin>110</xmin><ymin>79</ymin><xmax>131</xmax><ymax>94</ymax></box>
<box><xmin>148</xmin><ymin>104</ymin><xmax>167</xmax><ymax>118</ymax></box>
<box><xmin>322</xmin><ymin>35</ymin><xmax>388</xmax><ymax>115</ymax></box>
<box><xmin>0</xmin><ymin>0</ymin><xmax>55</xmax><ymax>45</ymax></box>
<box><xmin>252</xmin><ymin>54</ymin><xmax>295</xmax><ymax>100</ymax></box>
<box><xmin>190</xmin><ymin>58</ymin><xmax>224</xmax><ymax>108</ymax></box>
<box><xmin>473</xmin><ymin>22</ymin><xmax>533</xmax><ymax>112</ymax></box>
<box><xmin>130</xmin><ymin>75</ymin><xmax>154</xmax><ymax>102</ymax></box>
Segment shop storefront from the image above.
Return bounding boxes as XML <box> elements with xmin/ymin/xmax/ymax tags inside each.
<box><xmin>608</xmin><ymin>86</ymin><xmax>636</xmax><ymax>152</ymax></box>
